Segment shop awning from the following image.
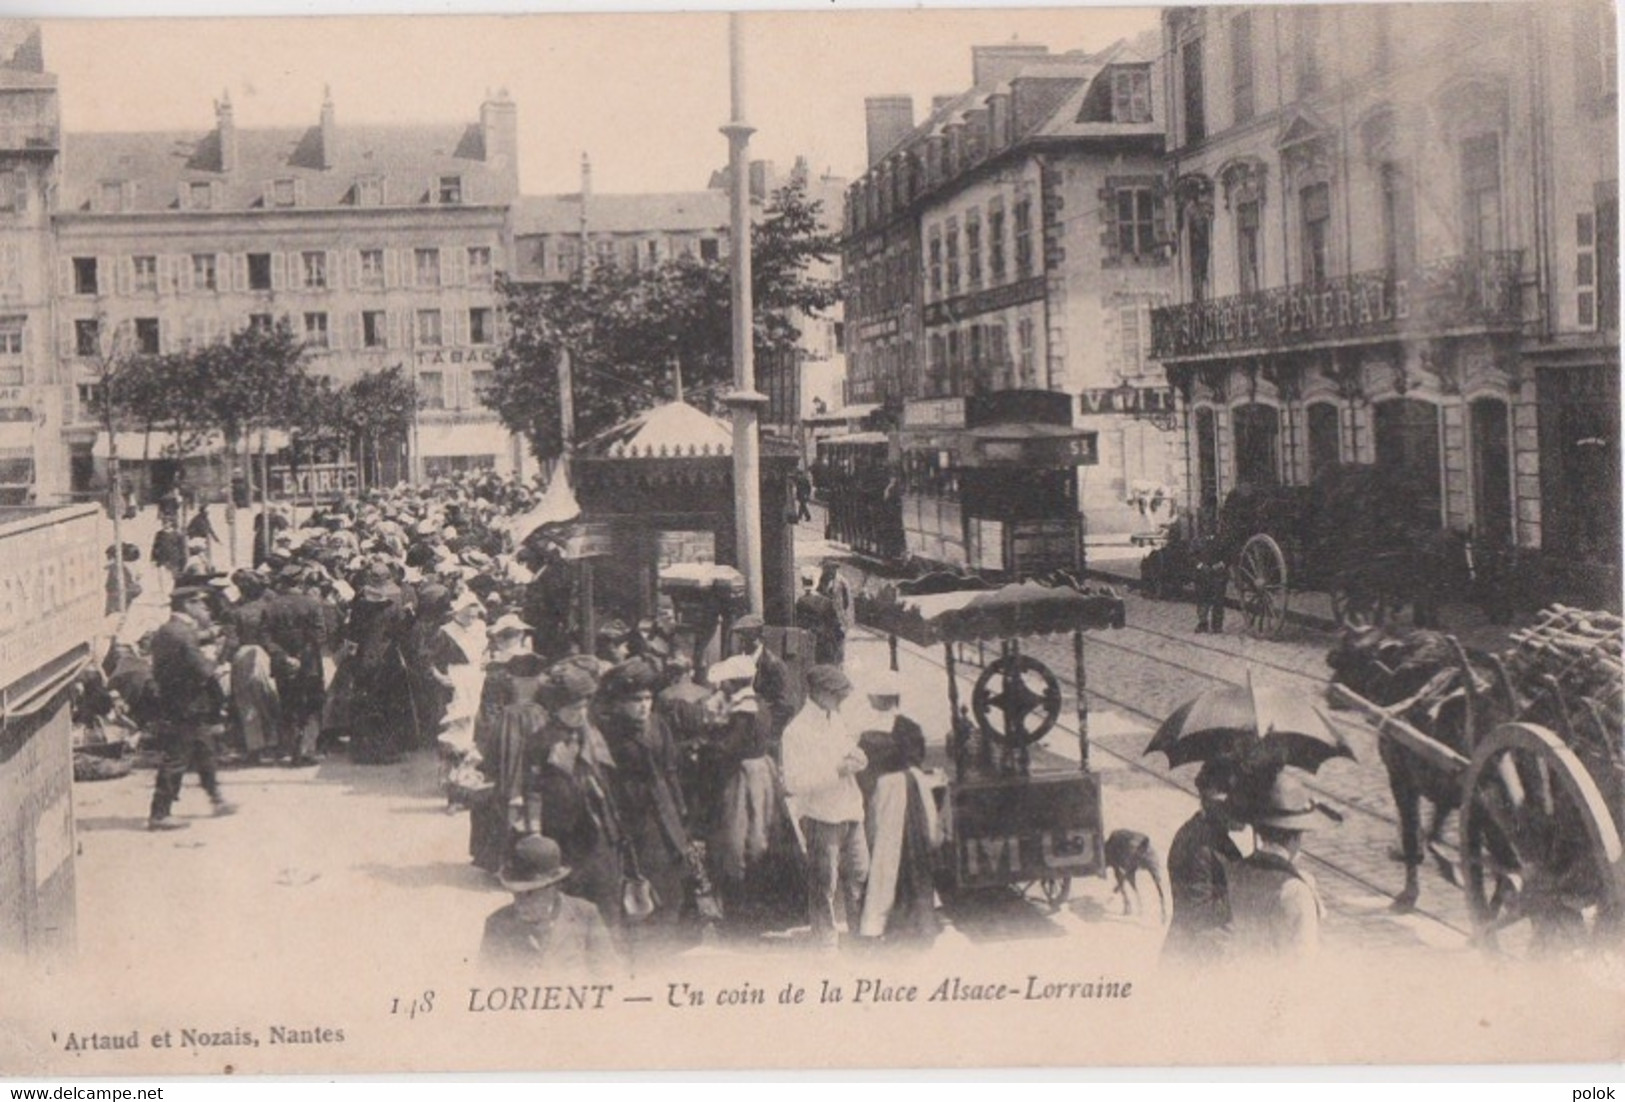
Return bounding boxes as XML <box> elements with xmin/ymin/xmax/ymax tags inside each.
<box><xmin>92</xmin><ymin>429</ymin><xmax>290</xmax><ymax>460</ymax></box>
<box><xmin>416</xmin><ymin>420</ymin><xmax>510</xmax><ymax>458</ymax></box>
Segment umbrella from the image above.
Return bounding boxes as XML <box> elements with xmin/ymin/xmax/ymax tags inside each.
<box><xmin>1146</xmin><ymin>672</ymin><xmax>1355</xmax><ymax>773</ymax></box>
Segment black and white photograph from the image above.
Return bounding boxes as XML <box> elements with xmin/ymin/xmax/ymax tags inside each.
<box><xmin>0</xmin><ymin>0</ymin><xmax>1620</xmax><ymax>1077</ymax></box>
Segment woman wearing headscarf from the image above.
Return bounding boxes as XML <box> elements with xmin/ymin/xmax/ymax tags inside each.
<box><xmin>598</xmin><ymin>657</ymin><xmax>693</xmax><ymax>957</ymax></box>
<box><xmin>535</xmin><ymin>662</ymin><xmax>625</xmax><ymax>934</ymax></box>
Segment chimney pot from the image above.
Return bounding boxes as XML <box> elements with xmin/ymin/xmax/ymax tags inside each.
<box><xmin>864</xmin><ymin>95</ymin><xmax>914</xmax><ymax>167</ymax></box>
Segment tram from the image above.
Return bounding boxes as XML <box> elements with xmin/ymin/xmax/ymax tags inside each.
<box><xmin>814</xmin><ymin>390</ymin><xmax>1097</xmax><ymax>580</ymax></box>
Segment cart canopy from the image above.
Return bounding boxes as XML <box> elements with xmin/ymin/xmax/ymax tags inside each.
<box><xmin>857</xmin><ymin>578</ymin><xmax>1125</xmax><ymax>647</ymax></box>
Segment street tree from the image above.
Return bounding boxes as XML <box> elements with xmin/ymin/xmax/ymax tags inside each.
<box><xmin>338</xmin><ymin>365</ymin><xmax>419</xmax><ymax>488</ymax></box>
<box><xmin>486</xmin><ymin>176</ymin><xmax>840</xmax><ymax>459</ymax></box>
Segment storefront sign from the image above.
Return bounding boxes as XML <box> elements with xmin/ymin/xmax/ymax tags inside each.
<box><xmin>0</xmin><ymin>508</ymin><xmax>102</xmax><ymax>695</ymax></box>
<box><xmin>1079</xmin><ymin>386</ymin><xmax>1176</xmax><ymax>417</ymax></box>
<box><xmin>923</xmin><ymin>276</ymin><xmax>1047</xmax><ymax>328</ymax></box>
<box><xmin>903</xmin><ymin>397</ymin><xmax>967</xmax><ymax>429</ymax></box>
<box><xmin>413</xmin><ymin>346</ymin><xmax>498</xmax><ymax>367</ymax></box>
<box><xmin>269</xmin><ymin>463</ymin><xmax>360</xmax><ymax>500</ymax></box>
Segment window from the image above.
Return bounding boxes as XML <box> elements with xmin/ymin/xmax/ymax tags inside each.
<box><xmin>1017</xmin><ymin>316</ymin><xmax>1036</xmax><ymax>387</ymax></box>
<box><xmin>0</xmin><ymin>316</ymin><xmax>22</xmax><ymax>357</ymax></box>
<box><xmin>928</xmin><ymin>227</ymin><xmax>944</xmax><ymax>299</ymax></box>
<box><xmin>133</xmin><ymin>255</ymin><xmax>158</xmax><ymax>293</ymax></box>
<box><xmin>469</xmin><ymin>307</ymin><xmax>494</xmax><ymax>345</ymax></box>
<box><xmin>271</xmin><ymin>178</ymin><xmax>297</xmax><ymax>208</ymax></box>
<box><xmin>1112</xmin><ymin>68</ymin><xmax>1152</xmax><ymax>123</ymax></box>
<box><xmin>1181</xmin><ymin>38</ymin><xmax>1206</xmax><ymax>145</ymax></box>
<box><xmin>1118</xmin><ymin>305</ymin><xmax>1147</xmax><ymax>374</ymax></box>
<box><xmin>418</xmin><ymin>370</ymin><xmax>446</xmax><ymax>409</ymax></box>
<box><xmin>945</xmin><ymin>219</ymin><xmax>961</xmax><ymax>295</ymax></box>
<box><xmin>1300</xmin><ymin>182</ymin><xmax>1331</xmax><ymax>284</ymax></box>
<box><xmin>356</xmin><ymin>177</ymin><xmax>384</xmax><ymax>207</ymax></box>
<box><xmin>1307</xmin><ymin>402</ymin><xmax>1342</xmax><ymax>482</ymax></box>
<box><xmin>1598</xmin><ymin>189</ymin><xmax>1619</xmax><ymax>331</ymax></box>
<box><xmin>1233</xmin><ymin>403</ymin><xmax>1281</xmax><ymax>488</ymax></box>
<box><xmin>99</xmin><ymin>181</ymin><xmax>125</xmax><ymax>213</ymax></box>
<box><xmin>988</xmin><ymin>202</ymin><xmax>1007</xmax><ymax>284</ymax></box>
<box><xmin>1237</xmin><ymin>199</ymin><xmax>1262</xmax><ymax>294</ymax></box>
<box><xmin>699</xmin><ymin>237</ymin><xmax>720</xmax><ymax>262</ymax></box>
<box><xmin>249</xmin><ymin>313</ymin><xmax>272</xmax><ymax>331</ymax></box>
<box><xmin>1381</xmin><ymin>163</ymin><xmax>1415</xmax><ymax>276</ymax></box>
<box><xmin>1189</xmin><ymin>210</ymin><xmax>1212</xmax><ymax>301</ymax></box>
<box><xmin>1231</xmin><ymin>13</ymin><xmax>1255</xmax><ymax>124</ymax></box>
<box><xmin>74</xmin><ymin>318</ymin><xmax>99</xmax><ymax>357</ymax></box>
<box><xmin>73</xmin><ymin>257</ymin><xmax>98</xmax><ymax>295</ymax></box>
<box><xmin>1461</xmin><ymin>134</ymin><xmax>1503</xmax><ymax>255</ymax></box>
<box><xmin>644</xmin><ymin>240</ymin><xmax>660</xmax><ymax>266</ymax></box>
<box><xmin>437</xmin><ymin>175</ymin><xmax>463</xmax><ymax>205</ymax></box>
<box><xmin>358</xmin><ymin>249</ymin><xmax>385</xmax><ymax>289</ymax></box>
<box><xmin>416</xmin><ymin>308</ymin><xmax>443</xmax><ymax>347</ymax></box>
<box><xmin>413</xmin><ymin>248</ymin><xmax>441</xmax><ymax>288</ymax></box>
<box><xmin>301</xmin><ymin>251</ymin><xmax>327</xmax><ymax>290</ymax></box>
<box><xmin>76</xmin><ymin>383</ymin><xmax>103</xmax><ymax>414</ymax></box>
<box><xmin>192</xmin><ymin>253</ymin><xmax>217</xmax><ymax>292</ymax></box>
<box><xmin>1295</xmin><ymin>9</ymin><xmax>1323</xmax><ymax>97</ymax></box>
<box><xmin>471</xmin><ymin>369</ymin><xmax>495</xmax><ymax>406</ymax></box>
<box><xmin>468</xmin><ymin>246</ymin><xmax>493</xmax><ymax>285</ymax></box>
<box><xmin>1374</xmin><ymin>398</ymin><xmax>1442</xmax><ymax>530</ymax></box>
<box><xmin>1115</xmin><ymin>186</ymin><xmax>1158</xmax><ymax>259</ymax></box>
<box><xmin>302</xmin><ymin>312</ymin><xmax>329</xmax><ymax>349</ymax></box>
<box><xmin>553</xmin><ymin>241</ymin><xmax>581</xmax><ymax>278</ymax></box>
<box><xmin>966</xmin><ymin>210</ymin><xmax>982</xmax><ymax>289</ymax></box>
<box><xmin>594</xmin><ymin>240</ymin><xmax>616</xmax><ymax>269</ymax></box>
<box><xmin>187</xmin><ymin>181</ymin><xmax>212</xmax><ymax>210</ymax></box>
<box><xmin>134</xmin><ymin>318</ymin><xmax>160</xmax><ymax>356</ymax></box>
<box><xmin>247</xmin><ymin>253</ymin><xmax>272</xmax><ymax>291</ymax></box>
<box><xmin>1014</xmin><ymin>198</ymin><xmax>1034</xmax><ymax>278</ymax></box>
<box><xmin>362</xmin><ymin>310</ymin><xmax>388</xmax><ymax>348</ymax></box>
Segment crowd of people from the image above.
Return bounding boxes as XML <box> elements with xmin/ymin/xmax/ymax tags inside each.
<box><xmin>80</xmin><ymin>470</ymin><xmax>943</xmax><ymax>974</ymax></box>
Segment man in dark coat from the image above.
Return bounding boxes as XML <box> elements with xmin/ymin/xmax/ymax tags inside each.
<box><xmin>1162</xmin><ymin>759</ymin><xmax>1244</xmax><ymax>964</ymax></box>
<box><xmin>147</xmin><ymin>587</ymin><xmax>237</xmax><ymax>830</ymax></box>
<box><xmin>480</xmin><ymin>834</ymin><xmax>619</xmax><ymax>975</ymax></box>
<box><xmin>731</xmin><ymin>615</ymin><xmax>794</xmax><ymax>745</ymax></box>
<box><xmin>264</xmin><ymin>566</ymin><xmax>329</xmax><ymax>766</ymax></box>
<box><xmin>150</xmin><ymin>517</ymin><xmax>185</xmax><ymax>600</ymax></box>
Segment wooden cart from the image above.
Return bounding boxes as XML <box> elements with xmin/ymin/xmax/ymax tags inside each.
<box><xmin>857</xmin><ymin>576</ymin><xmax>1127</xmax><ymax>906</ymax></box>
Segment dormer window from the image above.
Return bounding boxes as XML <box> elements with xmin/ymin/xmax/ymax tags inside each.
<box><xmin>272</xmin><ymin>178</ymin><xmax>298</xmax><ymax>208</ymax></box>
<box><xmin>437</xmin><ymin>175</ymin><xmax>463</xmax><ymax>205</ymax></box>
<box><xmin>356</xmin><ymin>177</ymin><xmax>384</xmax><ymax>207</ymax></box>
<box><xmin>1112</xmin><ymin>68</ymin><xmax>1152</xmax><ymax>124</ymax></box>
<box><xmin>98</xmin><ymin>181</ymin><xmax>126</xmax><ymax>213</ymax></box>
<box><xmin>187</xmin><ymin>181</ymin><xmax>213</xmax><ymax>211</ymax></box>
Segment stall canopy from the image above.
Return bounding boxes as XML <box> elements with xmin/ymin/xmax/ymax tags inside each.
<box><xmin>93</xmin><ymin>429</ymin><xmax>290</xmax><ymax>459</ymax></box>
<box><xmin>584</xmin><ymin>400</ymin><xmax>732</xmax><ymax>458</ymax></box>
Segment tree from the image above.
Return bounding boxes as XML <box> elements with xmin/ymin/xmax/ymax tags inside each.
<box><xmin>486</xmin><ymin>177</ymin><xmax>840</xmax><ymax>459</ymax></box>
<box><xmin>339</xmin><ymin>366</ymin><xmax>419</xmax><ymax>488</ymax></box>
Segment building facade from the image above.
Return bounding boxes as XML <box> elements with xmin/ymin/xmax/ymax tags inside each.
<box><xmin>1151</xmin><ymin>2</ymin><xmax>1618</xmax><ymax>602</ymax></box>
<box><xmin>846</xmin><ymin>40</ymin><xmax>1178</xmax><ymax>534</ymax></box>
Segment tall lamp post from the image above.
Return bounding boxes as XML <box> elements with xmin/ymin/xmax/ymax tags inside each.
<box><xmin>721</xmin><ymin>11</ymin><xmax>766</xmax><ymax>616</ymax></box>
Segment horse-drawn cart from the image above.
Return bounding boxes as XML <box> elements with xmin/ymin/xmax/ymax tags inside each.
<box><xmin>1328</xmin><ymin>606</ymin><xmax>1625</xmax><ymax>953</ymax></box>
<box><xmin>857</xmin><ymin>576</ymin><xmax>1126</xmax><ymax>906</ymax></box>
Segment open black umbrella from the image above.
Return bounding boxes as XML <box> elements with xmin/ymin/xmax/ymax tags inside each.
<box><xmin>1146</xmin><ymin>672</ymin><xmax>1355</xmax><ymax>773</ymax></box>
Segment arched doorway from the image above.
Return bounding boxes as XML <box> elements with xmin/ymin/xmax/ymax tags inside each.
<box><xmin>1373</xmin><ymin>397</ymin><xmax>1442</xmax><ymax>529</ymax></box>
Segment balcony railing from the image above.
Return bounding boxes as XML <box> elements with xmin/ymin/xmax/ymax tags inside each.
<box><xmin>1151</xmin><ymin>251</ymin><xmax>1523</xmax><ymax>361</ymax></box>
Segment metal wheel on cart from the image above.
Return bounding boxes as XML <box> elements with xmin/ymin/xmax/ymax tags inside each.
<box><xmin>1460</xmin><ymin>722</ymin><xmax>1625</xmax><ymax>956</ymax></box>
<box><xmin>1231</xmin><ymin>533</ymin><xmax>1289</xmax><ymax>637</ymax></box>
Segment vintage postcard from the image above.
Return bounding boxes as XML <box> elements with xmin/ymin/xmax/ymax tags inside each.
<box><xmin>0</xmin><ymin>0</ymin><xmax>1621</xmax><ymax>1078</ymax></box>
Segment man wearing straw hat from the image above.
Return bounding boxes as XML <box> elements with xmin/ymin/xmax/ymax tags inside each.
<box><xmin>479</xmin><ymin>834</ymin><xmax>618</xmax><ymax>974</ymax></box>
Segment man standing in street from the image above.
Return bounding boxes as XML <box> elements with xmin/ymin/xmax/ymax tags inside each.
<box><xmin>148</xmin><ymin>586</ymin><xmax>238</xmax><ymax>830</ymax></box>
<box><xmin>1162</xmin><ymin>759</ymin><xmax>1245</xmax><ymax>965</ymax></box>
<box><xmin>264</xmin><ymin>564</ymin><xmax>329</xmax><ymax>767</ymax></box>
<box><xmin>781</xmin><ymin>664</ymin><xmax>868</xmax><ymax>949</ymax></box>
<box><xmin>731</xmin><ymin>614</ymin><xmax>794</xmax><ymax>745</ymax></box>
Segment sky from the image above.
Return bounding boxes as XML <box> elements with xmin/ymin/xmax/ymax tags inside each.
<box><xmin>38</xmin><ymin>4</ymin><xmax>1161</xmax><ymax>197</ymax></box>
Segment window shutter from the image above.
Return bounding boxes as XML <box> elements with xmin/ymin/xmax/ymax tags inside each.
<box><xmin>325</xmin><ymin>251</ymin><xmax>337</xmax><ymax>290</ymax></box>
<box><xmin>288</xmin><ymin>252</ymin><xmax>304</xmax><ymax>289</ymax></box>
<box><xmin>384</xmin><ymin>248</ymin><xmax>400</xmax><ymax>289</ymax></box>
<box><xmin>270</xmin><ymin>251</ymin><xmax>286</xmax><ymax>291</ymax></box>
<box><xmin>451</xmin><ymin>308</ymin><xmax>469</xmax><ymax>347</ymax></box>
<box><xmin>176</xmin><ymin>255</ymin><xmax>193</xmax><ymax>294</ymax></box>
<box><xmin>58</xmin><ymin>317</ymin><xmax>73</xmax><ymax>360</ymax></box>
<box><xmin>232</xmin><ymin>254</ymin><xmax>247</xmax><ymax>293</ymax></box>
<box><xmin>56</xmin><ymin>257</ymin><xmax>72</xmax><ymax>296</ymax></box>
<box><xmin>116</xmin><ymin>256</ymin><xmax>133</xmax><ymax>296</ymax></box>
<box><xmin>388</xmin><ymin>312</ymin><xmax>403</xmax><ymax>351</ymax></box>
<box><xmin>446</xmin><ymin>247</ymin><xmax>467</xmax><ymax>286</ymax></box>
<box><xmin>1099</xmin><ymin>187</ymin><xmax>1119</xmax><ymax>255</ymax></box>
<box><xmin>345</xmin><ymin>249</ymin><xmax>359</xmax><ymax>290</ymax></box>
<box><xmin>345</xmin><ymin>312</ymin><xmax>363</xmax><ymax>351</ymax></box>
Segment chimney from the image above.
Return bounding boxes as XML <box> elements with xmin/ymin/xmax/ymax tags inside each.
<box><xmin>864</xmin><ymin>95</ymin><xmax>913</xmax><ymax>167</ymax></box>
<box><xmin>318</xmin><ymin>85</ymin><xmax>335</xmax><ymax>170</ymax></box>
<box><xmin>972</xmin><ymin>43</ymin><xmax>1051</xmax><ymax>88</ymax></box>
<box><xmin>480</xmin><ymin>87</ymin><xmax>518</xmax><ymax>200</ymax></box>
<box><xmin>215</xmin><ymin>90</ymin><xmax>237</xmax><ymax>173</ymax></box>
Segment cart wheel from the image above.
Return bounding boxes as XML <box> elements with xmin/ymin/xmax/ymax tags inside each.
<box><xmin>1040</xmin><ymin>875</ymin><xmax>1073</xmax><ymax>909</ymax></box>
<box><xmin>1460</xmin><ymin>722</ymin><xmax>1625</xmax><ymax>957</ymax></box>
<box><xmin>1232</xmin><ymin>534</ymin><xmax>1288</xmax><ymax>637</ymax></box>
<box><xmin>1330</xmin><ymin>584</ymin><xmax>1388</xmax><ymax>630</ymax></box>
<box><xmin>971</xmin><ymin>655</ymin><xmax>1064</xmax><ymax>748</ymax></box>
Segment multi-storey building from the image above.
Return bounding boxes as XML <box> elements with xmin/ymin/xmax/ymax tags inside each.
<box><xmin>1151</xmin><ymin>3</ymin><xmax>1618</xmax><ymax>602</ymax></box>
<box><xmin>846</xmin><ymin>39</ymin><xmax>1175</xmax><ymax>534</ymax></box>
